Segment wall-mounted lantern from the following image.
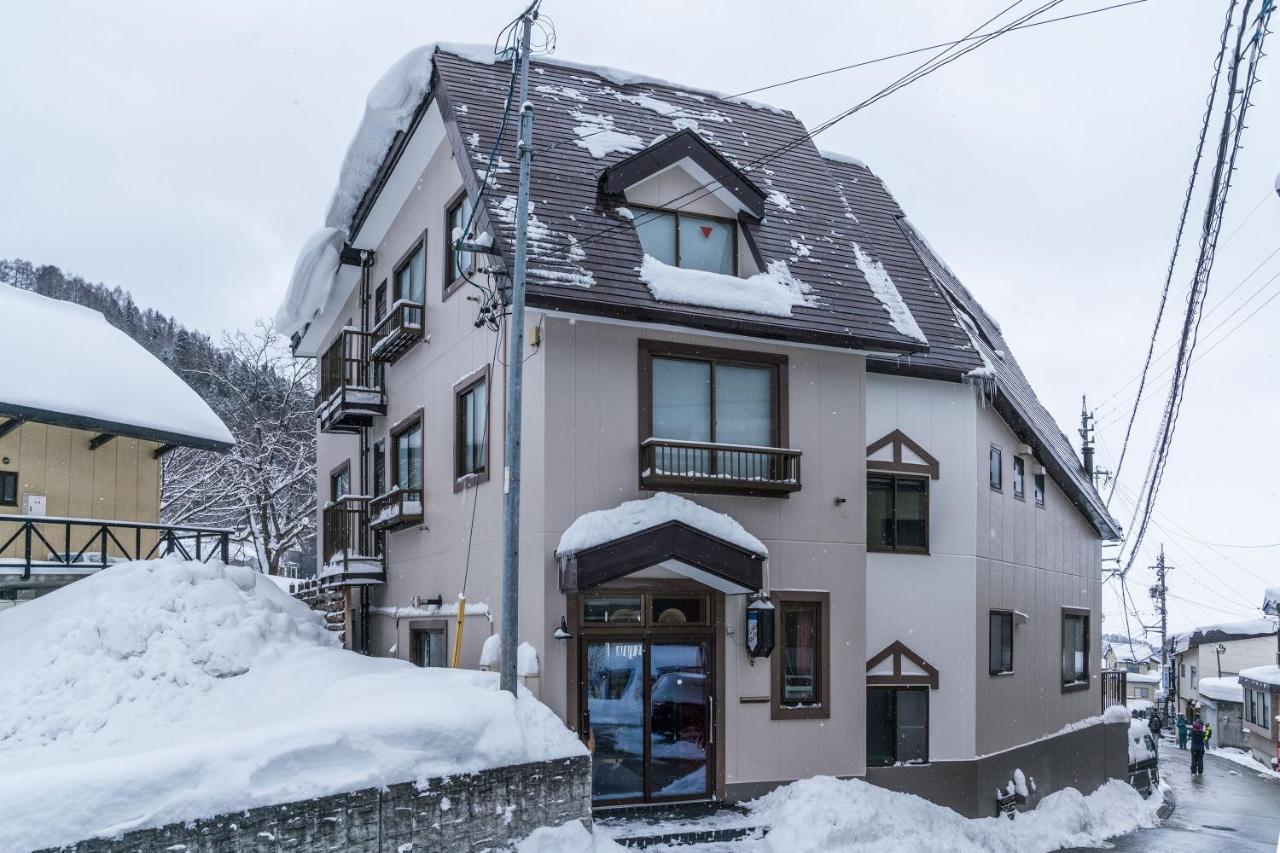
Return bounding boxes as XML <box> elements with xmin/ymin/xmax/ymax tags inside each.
<box><xmin>746</xmin><ymin>595</ymin><xmax>775</xmax><ymax>660</ymax></box>
<box><xmin>553</xmin><ymin>615</ymin><xmax>572</xmax><ymax>641</ymax></box>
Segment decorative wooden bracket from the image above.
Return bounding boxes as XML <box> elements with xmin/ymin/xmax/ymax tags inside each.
<box><xmin>866</xmin><ymin>640</ymin><xmax>940</xmax><ymax>689</ymax></box>
<box><xmin>866</xmin><ymin>429</ymin><xmax>940</xmax><ymax>479</ymax></box>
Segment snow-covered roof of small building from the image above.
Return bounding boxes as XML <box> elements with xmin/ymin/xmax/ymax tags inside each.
<box><xmin>1171</xmin><ymin>617</ymin><xmax>1278</xmax><ymax>653</ymax></box>
<box><xmin>1198</xmin><ymin>675</ymin><xmax>1244</xmax><ymax>703</ymax></box>
<box><xmin>1239</xmin><ymin>664</ymin><xmax>1280</xmax><ymax>690</ymax></box>
<box><xmin>556</xmin><ymin>492</ymin><xmax>766</xmax><ymax>558</ymax></box>
<box><xmin>1126</xmin><ymin>669</ymin><xmax>1161</xmax><ymax>684</ymax></box>
<box><xmin>0</xmin><ymin>285</ymin><xmax>233</xmax><ymax>450</ymax></box>
<box><xmin>1104</xmin><ymin>639</ymin><xmax>1158</xmax><ymax>663</ymax></box>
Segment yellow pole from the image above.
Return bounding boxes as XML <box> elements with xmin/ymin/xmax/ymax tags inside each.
<box><xmin>451</xmin><ymin>593</ymin><xmax>467</xmax><ymax>668</ymax></box>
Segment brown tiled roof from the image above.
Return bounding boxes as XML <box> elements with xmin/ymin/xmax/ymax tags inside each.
<box><xmin>824</xmin><ymin>154</ymin><xmax>1120</xmax><ymax>539</ymax></box>
<box><xmin>428</xmin><ymin>48</ymin><xmax>928</xmax><ymax>354</ymax></box>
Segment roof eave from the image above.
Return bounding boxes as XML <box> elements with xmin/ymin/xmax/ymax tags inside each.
<box><xmin>0</xmin><ymin>403</ymin><xmax>234</xmax><ymax>452</ymax></box>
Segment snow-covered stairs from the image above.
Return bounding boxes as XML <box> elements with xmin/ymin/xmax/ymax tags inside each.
<box><xmin>594</xmin><ymin>801</ymin><xmax>766</xmax><ymax>849</ymax></box>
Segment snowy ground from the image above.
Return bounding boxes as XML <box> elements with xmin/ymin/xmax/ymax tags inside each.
<box><xmin>0</xmin><ymin>559</ymin><xmax>584</xmax><ymax>853</ymax></box>
<box><xmin>521</xmin><ymin>777</ymin><xmax>1164</xmax><ymax>853</ymax></box>
<box><xmin>1208</xmin><ymin>746</ymin><xmax>1280</xmax><ymax>780</ymax></box>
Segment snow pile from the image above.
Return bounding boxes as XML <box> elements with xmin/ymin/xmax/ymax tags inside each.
<box><xmin>1210</xmin><ymin>747</ymin><xmax>1280</xmax><ymax>780</ymax></box>
<box><xmin>1240</xmin><ymin>663</ymin><xmax>1280</xmax><ymax>687</ymax></box>
<box><xmin>1127</xmin><ymin>720</ymin><xmax>1156</xmax><ymax>764</ymax></box>
<box><xmin>518</xmin><ymin>820</ymin><xmax>626</xmax><ymax>853</ymax></box>
<box><xmin>570</xmin><ymin>110</ymin><xmax>644</xmax><ymax>159</ymax></box>
<box><xmin>1197</xmin><ymin>675</ymin><xmax>1243</xmax><ymax>703</ymax></box>
<box><xmin>478</xmin><ymin>636</ymin><xmax>541</xmax><ymax>677</ymax></box>
<box><xmin>748</xmin><ymin>776</ymin><xmax>1161</xmax><ymax>853</ymax></box>
<box><xmin>557</xmin><ymin>492</ymin><xmax>767</xmax><ymax>558</ymax></box>
<box><xmin>639</xmin><ymin>255</ymin><xmax>815</xmax><ymax>318</ymax></box>
<box><xmin>0</xmin><ymin>284</ymin><xmax>233</xmax><ymax>448</ymax></box>
<box><xmin>0</xmin><ymin>559</ymin><xmax>584</xmax><ymax>852</ymax></box>
<box><xmin>852</xmin><ymin>242</ymin><xmax>927</xmax><ymax>343</ymax></box>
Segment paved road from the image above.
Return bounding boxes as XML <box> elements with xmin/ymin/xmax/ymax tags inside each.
<box><xmin>1072</xmin><ymin>738</ymin><xmax>1280</xmax><ymax>852</ymax></box>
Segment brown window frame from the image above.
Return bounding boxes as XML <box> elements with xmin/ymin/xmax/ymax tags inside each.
<box><xmin>409</xmin><ymin>623</ymin><xmax>447</xmax><ymax>668</ymax></box>
<box><xmin>443</xmin><ymin>189</ymin><xmax>474</xmax><ymax>300</ymax></box>
<box><xmin>866</xmin><ymin>685</ymin><xmax>930</xmax><ymax>767</ymax></box>
<box><xmin>1033</xmin><ymin>473</ymin><xmax>1045</xmax><ymax>508</ymax></box>
<box><xmin>1061</xmin><ymin>607</ymin><xmax>1090</xmax><ymax>692</ymax></box>
<box><xmin>393</xmin><ymin>235</ymin><xmax>427</xmax><ymax>305</ymax></box>
<box><xmin>1012</xmin><ymin>455</ymin><xmax>1025</xmax><ymax>501</ymax></box>
<box><xmin>637</xmin><ymin>339</ymin><xmax>788</xmax><ymax>494</ymax></box>
<box><xmin>989</xmin><ymin>445</ymin><xmax>1003</xmax><ymax>492</ymax></box>
<box><xmin>866</xmin><ymin>473</ymin><xmax>930</xmax><ymax>554</ymax></box>
<box><xmin>0</xmin><ymin>471</ymin><xmax>17</xmax><ymax>506</ymax></box>
<box><xmin>390</xmin><ymin>409</ymin><xmax>424</xmax><ymax>492</ymax></box>
<box><xmin>453</xmin><ymin>365</ymin><xmax>491</xmax><ymax>492</ymax></box>
<box><xmin>579</xmin><ymin>592</ymin><xmax>711</xmax><ymax>628</ymax></box>
<box><xmin>628</xmin><ymin>205</ymin><xmax>740</xmax><ymax>276</ymax></box>
<box><xmin>771</xmin><ymin>590</ymin><xmax>830</xmax><ymax>720</ymax></box>
<box><xmin>328</xmin><ymin>460</ymin><xmax>351</xmax><ymax>503</ymax></box>
<box><xmin>373</xmin><ymin>279</ymin><xmax>388</xmax><ymax>323</ymax></box>
<box><xmin>988</xmin><ymin>609</ymin><xmax>1014</xmax><ymax>676</ymax></box>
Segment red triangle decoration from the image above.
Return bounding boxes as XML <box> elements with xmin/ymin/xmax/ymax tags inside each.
<box><xmin>700</xmin><ymin>225</ymin><xmax>713</xmax><ymax>239</ymax></box>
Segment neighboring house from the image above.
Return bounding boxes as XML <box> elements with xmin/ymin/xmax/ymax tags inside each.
<box><xmin>1169</xmin><ymin>618</ymin><xmax>1279</xmax><ymax>718</ymax></box>
<box><xmin>0</xmin><ymin>285</ymin><xmax>234</xmax><ymax>605</ymax></box>
<box><xmin>1102</xmin><ymin>639</ymin><xmax>1162</xmax><ymax>704</ymax></box>
<box><xmin>278</xmin><ymin>45</ymin><xmax>1122</xmax><ymax>815</ymax></box>
<box><xmin>1196</xmin><ymin>676</ymin><xmax>1245</xmax><ymax>750</ymax></box>
<box><xmin>1238</xmin><ymin>665</ymin><xmax>1280</xmax><ymax>768</ymax></box>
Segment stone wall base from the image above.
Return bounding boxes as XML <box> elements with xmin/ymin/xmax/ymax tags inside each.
<box><xmin>42</xmin><ymin>755</ymin><xmax>591</xmax><ymax>852</ymax></box>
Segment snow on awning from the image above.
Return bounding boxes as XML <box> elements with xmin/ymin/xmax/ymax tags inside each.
<box><xmin>556</xmin><ymin>493</ymin><xmax>766</xmax><ymax>593</ymax></box>
<box><xmin>1197</xmin><ymin>676</ymin><xmax>1243</xmax><ymax>703</ymax></box>
<box><xmin>0</xmin><ymin>285</ymin><xmax>233</xmax><ymax>450</ymax></box>
<box><xmin>1239</xmin><ymin>664</ymin><xmax>1280</xmax><ymax>690</ymax></box>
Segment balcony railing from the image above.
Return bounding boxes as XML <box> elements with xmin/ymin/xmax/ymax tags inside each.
<box><xmin>0</xmin><ymin>515</ymin><xmax>231</xmax><ymax>583</ymax></box>
<box><xmin>321</xmin><ymin>496</ymin><xmax>384</xmax><ymax>586</ymax></box>
<box><xmin>369</xmin><ymin>487</ymin><xmax>424</xmax><ymax>532</ymax></box>
<box><xmin>369</xmin><ymin>300</ymin><xmax>424</xmax><ymax>365</ymax></box>
<box><xmin>316</xmin><ymin>328</ymin><xmax>385</xmax><ymax>434</ymax></box>
<box><xmin>639</xmin><ymin>437</ymin><xmax>802</xmax><ymax>496</ymax></box>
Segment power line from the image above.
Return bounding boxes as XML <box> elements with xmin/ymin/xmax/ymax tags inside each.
<box><xmin>728</xmin><ymin>0</ymin><xmax>1154</xmax><ymax>98</ymax></box>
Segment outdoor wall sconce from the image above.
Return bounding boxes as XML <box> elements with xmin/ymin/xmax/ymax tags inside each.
<box><xmin>745</xmin><ymin>595</ymin><xmax>775</xmax><ymax>660</ymax></box>
<box><xmin>553</xmin><ymin>616</ymin><xmax>572</xmax><ymax>640</ymax></box>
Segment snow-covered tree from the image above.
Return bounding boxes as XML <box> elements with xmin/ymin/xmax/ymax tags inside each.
<box><xmin>161</xmin><ymin>322</ymin><xmax>316</xmax><ymax>575</ymax></box>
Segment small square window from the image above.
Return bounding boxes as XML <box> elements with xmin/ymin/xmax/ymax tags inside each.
<box><xmin>989</xmin><ymin>446</ymin><xmax>1003</xmax><ymax>491</ymax></box>
<box><xmin>0</xmin><ymin>471</ymin><xmax>17</xmax><ymax>506</ymax></box>
<box><xmin>1013</xmin><ymin>456</ymin><xmax>1025</xmax><ymax>501</ymax></box>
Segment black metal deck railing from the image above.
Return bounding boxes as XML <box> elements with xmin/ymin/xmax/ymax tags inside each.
<box><xmin>639</xmin><ymin>437</ymin><xmax>802</xmax><ymax>495</ymax></box>
<box><xmin>316</xmin><ymin>329</ymin><xmax>385</xmax><ymax>432</ymax></box>
<box><xmin>369</xmin><ymin>301</ymin><xmax>425</xmax><ymax>365</ymax></box>
<box><xmin>0</xmin><ymin>515</ymin><xmax>232</xmax><ymax>581</ymax></box>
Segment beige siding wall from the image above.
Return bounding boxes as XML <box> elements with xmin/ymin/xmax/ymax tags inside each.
<box><xmin>0</xmin><ymin>421</ymin><xmax>161</xmax><ymax>559</ymax></box>
<box><xmin>974</xmin><ymin>402</ymin><xmax>1102</xmax><ymax>755</ymax></box>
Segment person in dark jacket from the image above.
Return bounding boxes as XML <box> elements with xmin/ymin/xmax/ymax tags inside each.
<box><xmin>1189</xmin><ymin>718</ymin><xmax>1207</xmax><ymax>775</ymax></box>
<box><xmin>1147</xmin><ymin>711</ymin><xmax>1162</xmax><ymax>755</ymax></box>
<box><xmin>1176</xmin><ymin>713</ymin><xmax>1189</xmax><ymax>749</ymax></box>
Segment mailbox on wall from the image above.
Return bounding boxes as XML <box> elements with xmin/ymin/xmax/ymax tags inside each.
<box><xmin>23</xmin><ymin>494</ymin><xmax>46</xmax><ymax>517</ymax></box>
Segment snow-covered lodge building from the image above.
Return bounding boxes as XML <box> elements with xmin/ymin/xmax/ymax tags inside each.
<box><xmin>279</xmin><ymin>45</ymin><xmax>1124</xmax><ymax>815</ymax></box>
<box><xmin>0</xmin><ymin>285</ymin><xmax>234</xmax><ymax>605</ymax></box>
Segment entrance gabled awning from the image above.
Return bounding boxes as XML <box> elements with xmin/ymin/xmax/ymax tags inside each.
<box><xmin>555</xmin><ymin>493</ymin><xmax>766</xmax><ymax>593</ymax></box>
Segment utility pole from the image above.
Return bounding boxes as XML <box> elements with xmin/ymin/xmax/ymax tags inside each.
<box><xmin>1149</xmin><ymin>545</ymin><xmax>1172</xmax><ymax>721</ymax></box>
<box><xmin>1079</xmin><ymin>396</ymin><xmax>1094</xmax><ymax>480</ymax></box>
<box><xmin>500</xmin><ymin>3</ymin><xmax>537</xmax><ymax>696</ymax></box>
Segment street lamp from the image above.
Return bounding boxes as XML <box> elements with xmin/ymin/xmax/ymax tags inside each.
<box><xmin>1214</xmin><ymin>643</ymin><xmax>1226</xmax><ymax>678</ymax></box>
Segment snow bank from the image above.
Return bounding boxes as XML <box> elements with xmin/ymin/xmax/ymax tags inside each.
<box><xmin>275</xmin><ymin>226</ymin><xmax>346</xmax><ymax>338</ymax></box>
<box><xmin>1210</xmin><ymin>747</ymin><xmax>1280</xmax><ymax>779</ymax></box>
<box><xmin>0</xmin><ymin>285</ymin><xmax>233</xmax><ymax>449</ymax></box>
<box><xmin>557</xmin><ymin>492</ymin><xmax>766</xmax><ymax>558</ymax></box>
<box><xmin>639</xmin><ymin>255</ymin><xmax>815</xmax><ymax>318</ymax></box>
<box><xmin>852</xmin><ymin>243</ymin><xmax>927</xmax><ymax>343</ymax></box>
<box><xmin>1240</xmin><ymin>663</ymin><xmax>1280</xmax><ymax>688</ymax></box>
<box><xmin>1197</xmin><ymin>675</ymin><xmax>1243</xmax><ymax>703</ymax></box>
<box><xmin>0</xmin><ymin>559</ymin><xmax>584</xmax><ymax>852</ymax></box>
<box><xmin>1127</xmin><ymin>720</ymin><xmax>1156</xmax><ymax>764</ymax></box>
<box><xmin>748</xmin><ymin>776</ymin><xmax>1161</xmax><ymax>853</ymax></box>
<box><xmin>517</xmin><ymin>820</ymin><xmax>626</xmax><ymax>853</ymax></box>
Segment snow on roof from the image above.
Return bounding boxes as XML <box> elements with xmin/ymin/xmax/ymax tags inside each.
<box><xmin>1126</xmin><ymin>670</ymin><xmax>1160</xmax><ymax>684</ymax></box>
<box><xmin>1174</xmin><ymin>618</ymin><xmax>1278</xmax><ymax>653</ymax></box>
<box><xmin>0</xmin><ymin>558</ymin><xmax>583</xmax><ymax>851</ymax></box>
<box><xmin>1104</xmin><ymin>638</ymin><xmax>1157</xmax><ymax>663</ymax></box>
<box><xmin>557</xmin><ymin>492</ymin><xmax>767</xmax><ymax>558</ymax></box>
<box><xmin>1239</xmin><ymin>664</ymin><xmax>1280</xmax><ymax>689</ymax></box>
<box><xmin>819</xmin><ymin>149</ymin><xmax>867</xmax><ymax>169</ymax></box>
<box><xmin>639</xmin><ymin>255</ymin><xmax>816</xmax><ymax>318</ymax></box>
<box><xmin>851</xmin><ymin>243</ymin><xmax>926</xmax><ymax>343</ymax></box>
<box><xmin>1198</xmin><ymin>676</ymin><xmax>1244</xmax><ymax>703</ymax></box>
<box><xmin>275</xmin><ymin>226</ymin><xmax>345</xmax><ymax>338</ymax></box>
<box><xmin>0</xmin><ymin>285</ymin><xmax>233</xmax><ymax>450</ymax></box>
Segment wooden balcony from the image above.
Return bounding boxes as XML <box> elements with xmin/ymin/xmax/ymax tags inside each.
<box><xmin>369</xmin><ymin>487</ymin><xmax>424</xmax><ymax>532</ymax></box>
<box><xmin>639</xmin><ymin>437</ymin><xmax>802</xmax><ymax>497</ymax></box>
<box><xmin>316</xmin><ymin>329</ymin><xmax>385</xmax><ymax>434</ymax></box>
<box><xmin>369</xmin><ymin>300</ymin><xmax>424</xmax><ymax>365</ymax></box>
<box><xmin>320</xmin><ymin>496</ymin><xmax>384</xmax><ymax>586</ymax></box>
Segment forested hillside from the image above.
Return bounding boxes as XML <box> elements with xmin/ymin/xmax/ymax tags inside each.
<box><xmin>0</xmin><ymin>259</ymin><xmax>316</xmax><ymax>575</ymax></box>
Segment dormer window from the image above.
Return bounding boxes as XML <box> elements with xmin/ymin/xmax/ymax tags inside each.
<box><xmin>633</xmin><ymin>209</ymin><xmax>738</xmax><ymax>276</ymax></box>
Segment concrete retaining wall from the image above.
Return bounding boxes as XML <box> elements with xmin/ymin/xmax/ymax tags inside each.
<box><xmin>42</xmin><ymin>755</ymin><xmax>591</xmax><ymax>852</ymax></box>
<box><xmin>865</xmin><ymin>721</ymin><xmax>1129</xmax><ymax>818</ymax></box>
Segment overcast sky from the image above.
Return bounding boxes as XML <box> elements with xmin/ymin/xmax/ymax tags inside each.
<box><xmin>2</xmin><ymin>0</ymin><xmax>1276</xmax><ymax>639</ymax></box>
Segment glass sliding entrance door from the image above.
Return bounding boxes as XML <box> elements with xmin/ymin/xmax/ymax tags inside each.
<box><xmin>582</xmin><ymin>638</ymin><xmax>712</xmax><ymax>804</ymax></box>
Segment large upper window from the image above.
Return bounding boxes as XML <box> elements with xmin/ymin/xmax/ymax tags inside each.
<box><xmin>867</xmin><ymin>474</ymin><xmax>928</xmax><ymax>553</ymax></box>
<box><xmin>392</xmin><ymin>416</ymin><xmax>423</xmax><ymax>492</ymax></box>
<box><xmin>454</xmin><ymin>367</ymin><xmax>490</xmax><ymax>488</ymax></box>
<box><xmin>634</xmin><ymin>209</ymin><xmax>737</xmax><ymax>276</ymax></box>
<box><xmin>1061</xmin><ymin>610</ymin><xmax>1089</xmax><ymax>689</ymax></box>
<box><xmin>445</xmin><ymin>193</ymin><xmax>475</xmax><ymax>289</ymax></box>
<box><xmin>645</xmin><ymin>338</ymin><xmax>783</xmax><ymax>484</ymax></box>
<box><xmin>989</xmin><ymin>610</ymin><xmax>1014</xmax><ymax>675</ymax></box>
